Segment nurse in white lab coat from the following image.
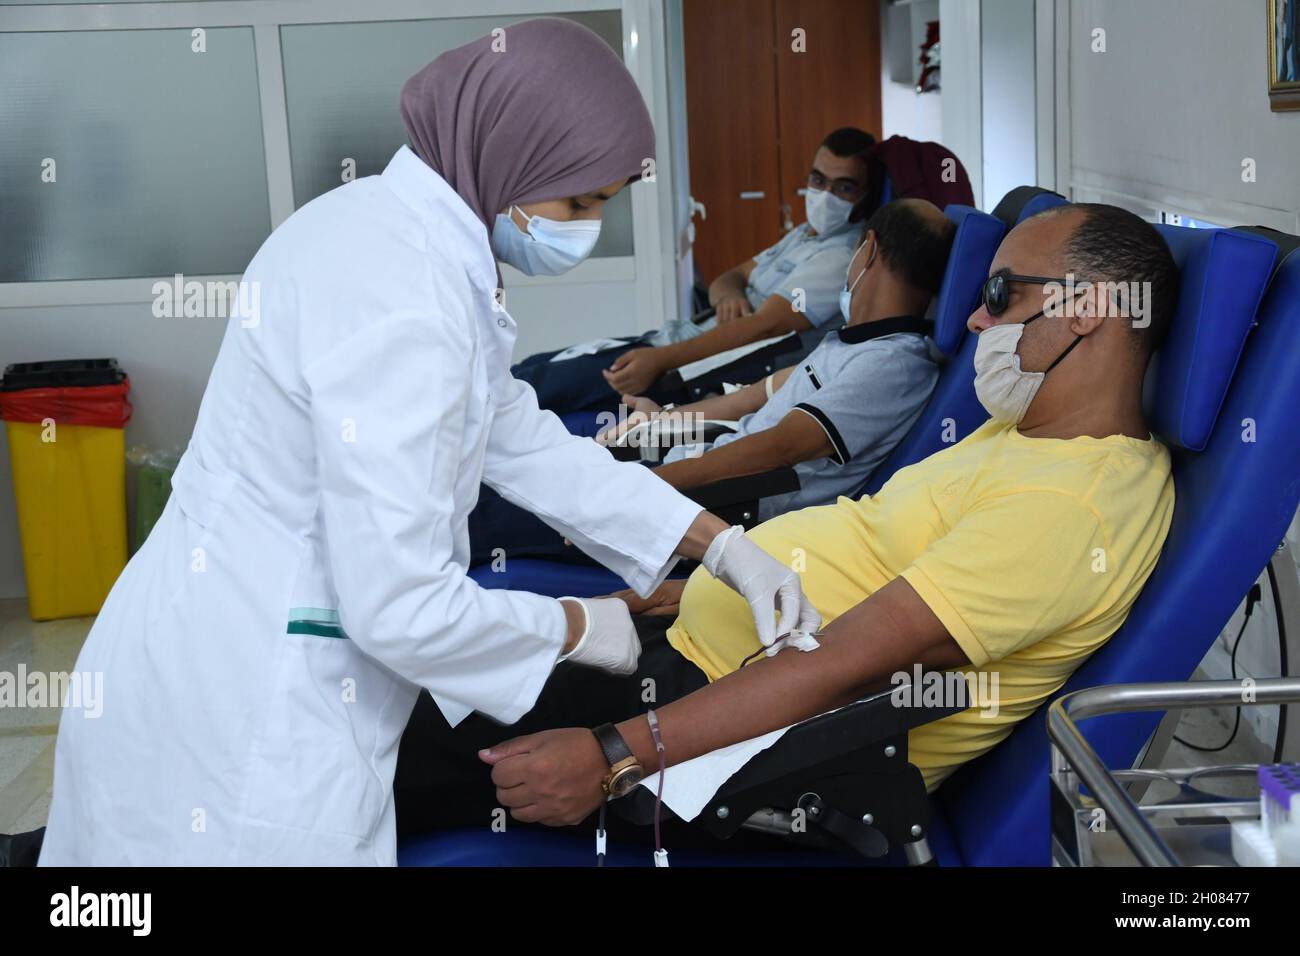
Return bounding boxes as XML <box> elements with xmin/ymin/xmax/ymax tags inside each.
<box><xmin>39</xmin><ymin>18</ymin><xmax>818</xmax><ymax>866</ymax></box>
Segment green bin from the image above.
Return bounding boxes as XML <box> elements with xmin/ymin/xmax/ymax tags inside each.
<box><xmin>130</xmin><ymin>453</ymin><xmax>178</xmax><ymax>553</ymax></box>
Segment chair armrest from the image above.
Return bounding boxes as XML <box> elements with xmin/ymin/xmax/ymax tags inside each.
<box><xmin>605</xmin><ymin>420</ymin><xmax>738</xmax><ymax>463</ymax></box>
<box><xmin>681</xmin><ymin>421</ymin><xmax>737</xmax><ymax>446</ymax></box>
<box><xmin>697</xmin><ymin>683</ymin><xmax>966</xmax><ymax>856</ymax></box>
<box><xmin>609</xmin><ymin>445</ymin><xmax>796</xmax><ymax>526</ymax></box>
<box><xmin>618</xmin><ymin>680</ymin><xmax>966</xmax><ymax>861</ymax></box>
<box><xmin>653</xmin><ymin>333</ymin><xmax>803</xmax><ymax>398</ymax></box>
<box><xmin>714</xmin><ymin>685</ymin><xmax>965</xmax><ymax>797</ymax></box>
<box><xmin>640</xmin><ymin>419</ymin><xmax>738</xmax><ymax>451</ymax></box>
<box><xmin>684</xmin><ymin>468</ymin><xmax>800</xmax><ymax>526</ymax></box>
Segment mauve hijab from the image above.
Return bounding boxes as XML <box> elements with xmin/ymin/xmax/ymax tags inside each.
<box><xmin>399</xmin><ymin>17</ymin><xmax>656</xmax><ymax>230</ymax></box>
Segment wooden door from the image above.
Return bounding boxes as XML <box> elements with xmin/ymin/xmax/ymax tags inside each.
<box><xmin>683</xmin><ymin>0</ymin><xmax>882</xmax><ymax>284</ymax></box>
<box><xmin>682</xmin><ymin>0</ymin><xmax>782</xmax><ymax>284</ymax></box>
<box><xmin>774</xmin><ymin>0</ymin><xmax>882</xmax><ymax>231</ymax></box>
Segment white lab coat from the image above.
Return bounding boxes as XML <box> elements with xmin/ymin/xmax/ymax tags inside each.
<box><xmin>39</xmin><ymin>146</ymin><xmax>703</xmax><ymax>866</ymax></box>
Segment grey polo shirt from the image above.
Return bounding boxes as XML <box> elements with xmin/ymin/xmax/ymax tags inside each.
<box><xmin>650</xmin><ymin>221</ymin><xmax>861</xmax><ymax>347</ymax></box>
<box><xmin>663</xmin><ymin>318</ymin><xmax>941</xmax><ymax>520</ymax></box>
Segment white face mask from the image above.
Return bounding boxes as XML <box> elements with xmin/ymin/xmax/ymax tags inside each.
<box><xmin>972</xmin><ymin>323</ymin><xmax>1045</xmax><ymax>424</ymax></box>
<box><xmin>805</xmin><ymin>187</ymin><xmax>854</xmax><ymax>235</ymax></box>
<box><xmin>838</xmin><ymin>236</ymin><xmax>874</xmax><ymax>322</ymax></box>
<box><xmin>490</xmin><ymin>205</ymin><xmax>601</xmax><ymax>276</ymax></box>
<box><xmin>973</xmin><ymin>319</ymin><xmax>1083</xmax><ymax>423</ymax></box>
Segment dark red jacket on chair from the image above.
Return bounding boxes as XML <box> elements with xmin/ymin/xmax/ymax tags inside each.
<box><xmin>868</xmin><ymin>135</ymin><xmax>975</xmax><ymax>209</ymax></box>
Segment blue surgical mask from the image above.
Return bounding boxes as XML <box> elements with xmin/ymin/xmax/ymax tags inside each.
<box><xmin>839</xmin><ymin>237</ymin><xmax>874</xmax><ymax>322</ymax></box>
<box><xmin>490</xmin><ymin>205</ymin><xmax>601</xmax><ymax>276</ymax></box>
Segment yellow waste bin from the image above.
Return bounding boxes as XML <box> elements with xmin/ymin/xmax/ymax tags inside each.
<box><xmin>1</xmin><ymin>359</ymin><xmax>133</xmax><ymax>620</ymax></box>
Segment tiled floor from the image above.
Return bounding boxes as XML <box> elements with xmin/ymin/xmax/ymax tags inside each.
<box><xmin>0</xmin><ymin>599</ymin><xmax>93</xmax><ymax>835</ymax></box>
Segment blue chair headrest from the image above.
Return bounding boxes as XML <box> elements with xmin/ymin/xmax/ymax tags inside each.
<box><xmin>931</xmin><ymin>206</ymin><xmax>1007</xmax><ymax>356</ymax></box>
<box><xmin>1146</xmin><ymin>225</ymin><xmax>1278</xmax><ymax>450</ymax></box>
<box><xmin>990</xmin><ymin>185</ymin><xmax>1068</xmax><ymax>227</ymax></box>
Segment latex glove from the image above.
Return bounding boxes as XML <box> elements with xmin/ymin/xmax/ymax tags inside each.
<box><xmin>556</xmin><ymin>597</ymin><xmax>640</xmax><ymax>675</ymax></box>
<box><xmin>702</xmin><ymin>525</ymin><xmax>822</xmax><ymax>650</ymax></box>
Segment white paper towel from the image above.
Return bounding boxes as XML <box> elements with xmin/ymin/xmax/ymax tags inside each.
<box><xmin>636</xmin><ymin>726</ymin><xmax>792</xmax><ymax>821</ymax></box>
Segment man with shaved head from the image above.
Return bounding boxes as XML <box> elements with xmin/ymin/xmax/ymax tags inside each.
<box><xmin>397</xmin><ymin>203</ymin><xmax>1181</xmax><ymax>832</ymax></box>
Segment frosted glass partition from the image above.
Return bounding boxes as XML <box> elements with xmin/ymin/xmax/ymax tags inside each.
<box><xmin>0</xmin><ymin>28</ymin><xmax>271</xmax><ymax>282</ymax></box>
<box><xmin>280</xmin><ymin>11</ymin><xmax>634</xmax><ymax>258</ymax></box>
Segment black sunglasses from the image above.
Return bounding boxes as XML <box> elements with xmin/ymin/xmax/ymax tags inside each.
<box><xmin>981</xmin><ymin>273</ymin><xmax>1094</xmax><ymax>318</ymax></box>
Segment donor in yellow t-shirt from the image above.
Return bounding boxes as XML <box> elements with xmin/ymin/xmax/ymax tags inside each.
<box><xmin>667</xmin><ymin>418</ymin><xmax>1174</xmax><ymax>791</ymax></box>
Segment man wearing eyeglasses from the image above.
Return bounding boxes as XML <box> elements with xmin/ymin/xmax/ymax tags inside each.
<box><xmin>512</xmin><ymin>128</ymin><xmax>875</xmax><ymax>412</ymax></box>
<box><xmin>395</xmin><ymin>203</ymin><xmax>1181</xmax><ymax>831</ymax></box>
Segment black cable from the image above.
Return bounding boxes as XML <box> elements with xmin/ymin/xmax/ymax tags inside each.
<box><xmin>1174</xmin><ymin>584</ymin><xmax>1262</xmax><ymax>753</ymax></box>
<box><xmin>1265</xmin><ymin>560</ymin><xmax>1288</xmax><ymax>763</ymax></box>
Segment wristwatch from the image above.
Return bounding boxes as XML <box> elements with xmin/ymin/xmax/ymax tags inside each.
<box><xmin>592</xmin><ymin>723</ymin><xmax>645</xmax><ymax>798</ymax></box>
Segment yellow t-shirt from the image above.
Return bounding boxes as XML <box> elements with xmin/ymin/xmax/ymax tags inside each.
<box><xmin>667</xmin><ymin>419</ymin><xmax>1174</xmax><ymax>791</ymax></box>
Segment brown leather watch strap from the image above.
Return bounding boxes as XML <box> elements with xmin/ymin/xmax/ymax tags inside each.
<box><xmin>592</xmin><ymin>723</ymin><xmax>633</xmax><ymax>768</ymax></box>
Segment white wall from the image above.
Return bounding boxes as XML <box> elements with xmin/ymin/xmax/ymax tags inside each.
<box><xmin>930</xmin><ymin>0</ymin><xmax>1049</xmax><ymax>212</ymax></box>
<box><xmin>1065</xmin><ymin>0</ymin><xmax>1300</xmax><ymax>230</ymax></box>
<box><xmin>981</xmin><ymin>0</ymin><xmax>1038</xmax><ymax>210</ymax></box>
<box><xmin>939</xmin><ymin>0</ymin><xmax>985</xmax><ymax>208</ymax></box>
<box><xmin>1059</xmin><ymin>0</ymin><xmax>1300</xmax><ymax>747</ymax></box>
<box><xmin>880</xmin><ymin>0</ymin><xmax>943</xmax><ymax>143</ymax></box>
<box><xmin>660</xmin><ymin>0</ymin><xmax>694</xmax><ymax>322</ymax></box>
<box><xmin>881</xmin><ymin>78</ymin><xmax>943</xmax><ymax>142</ymax></box>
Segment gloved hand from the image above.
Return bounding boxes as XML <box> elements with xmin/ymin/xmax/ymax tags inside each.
<box><xmin>556</xmin><ymin>597</ymin><xmax>641</xmax><ymax>675</ymax></box>
<box><xmin>702</xmin><ymin>525</ymin><xmax>822</xmax><ymax>652</ymax></box>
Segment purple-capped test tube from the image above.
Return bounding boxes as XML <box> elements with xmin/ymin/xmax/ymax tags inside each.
<box><xmin>1258</xmin><ymin>763</ymin><xmax>1299</xmax><ymax>837</ymax></box>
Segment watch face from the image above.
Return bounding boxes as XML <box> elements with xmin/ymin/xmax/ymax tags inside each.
<box><xmin>608</xmin><ymin>765</ymin><xmax>646</xmax><ymax>798</ymax></box>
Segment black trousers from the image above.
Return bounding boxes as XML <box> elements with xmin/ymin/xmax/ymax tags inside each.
<box><xmin>510</xmin><ymin>339</ymin><xmax>641</xmax><ymax>415</ymax></box>
<box><xmin>511</xmin><ymin>337</ymin><xmax>691</xmax><ymax>415</ymax></box>
<box><xmin>393</xmin><ymin>615</ymin><xmax>708</xmax><ymax>838</ymax></box>
<box><xmin>467</xmin><ymin>460</ymin><xmax>657</xmax><ymax>567</ymax></box>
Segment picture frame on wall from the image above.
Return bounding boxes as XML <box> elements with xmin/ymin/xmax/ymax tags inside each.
<box><xmin>1268</xmin><ymin>0</ymin><xmax>1300</xmax><ymax>110</ymax></box>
